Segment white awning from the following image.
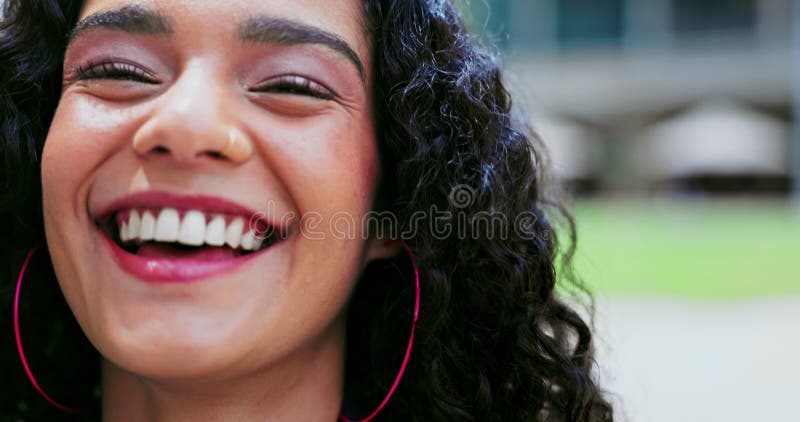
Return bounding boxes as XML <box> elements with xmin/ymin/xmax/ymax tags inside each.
<box><xmin>532</xmin><ymin>112</ymin><xmax>600</xmax><ymax>180</ymax></box>
<box><xmin>636</xmin><ymin>100</ymin><xmax>789</xmax><ymax>179</ymax></box>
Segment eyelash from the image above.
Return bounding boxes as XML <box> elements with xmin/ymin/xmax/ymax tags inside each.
<box><xmin>73</xmin><ymin>60</ymin><xmax>334</xmax><ymax>100</ymax></box>
<box><xmin>75</xmin><ymin>59</ymin><xmax>158</xmax><ymax>83</ymax></box>
<box><xmin>251</xmin><ymin>75</ymin><xmax>335</xmax><ymax>100</ymax></box>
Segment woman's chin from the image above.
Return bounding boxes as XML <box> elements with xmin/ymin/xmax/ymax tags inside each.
<box><xmin>77</xmin><ymin>224</ymin><xmax>292</xmax><ymax>380</ymax></box>
<box><xmin>101</xmin><ymin>328</ymin><xmax>249</xmax><ymax>381</ymax></box>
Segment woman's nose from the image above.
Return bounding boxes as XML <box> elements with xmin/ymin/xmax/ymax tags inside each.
<box><xmin>132</xmin><ymin>68</ymin><xmax>254</xmax><ymax>166</ymax></box>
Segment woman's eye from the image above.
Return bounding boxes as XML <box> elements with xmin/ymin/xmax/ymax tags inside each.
<box><xmin>251</xmin><ymin>75</ymin><xmax>335</xmax><ymax>100</ymax></box>
<box><xmin>74</xmin><ymin>60</ymin><xmax>159</xmax><ymax>84</ymax></box>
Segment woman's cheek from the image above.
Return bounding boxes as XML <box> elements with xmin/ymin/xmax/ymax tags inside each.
<box><xmin>41</xmin><ymin>98</ymin><xmax>113</xmax><ymax>199</ymax></box>
<box><xmin>309</xmin><ymin>116</ymin><xmax>378</xmax><ymax>197</ymax></box>
<box><xmin>42</xmin><ymin>102</ymin><xmax>87</xmax><ymax>216</ymax></box>
<box><xmin>40</xmin><ymin>100</ymin><xmax>96</xmax><ymax>336</ymax></box>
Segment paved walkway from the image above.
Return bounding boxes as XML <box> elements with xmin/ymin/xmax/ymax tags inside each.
<box><xmin>593</xmin><ymin>296</ymin><xmax>800</xmax><ymax>422</ymax></box>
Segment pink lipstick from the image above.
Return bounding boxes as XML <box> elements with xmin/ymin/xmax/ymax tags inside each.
<box><xmin>95</xmin><ymin>191</ymin><xmax>286</xmax><ymax>283</ymax></box>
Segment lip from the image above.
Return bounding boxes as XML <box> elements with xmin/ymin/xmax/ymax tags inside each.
<box><xmin>100</xmin><ymin>231</ymin><xmax>273</xmax><ymax>283</ymax></box>
<box><xmin>94</xmin><ymin>190</ymin><xmax>286</xmax><ymax>283</ymax></box>
<box><xmin>95</xmin><ymin>191</ymin><xmax>277</xmax><ymax>226</ymax></box>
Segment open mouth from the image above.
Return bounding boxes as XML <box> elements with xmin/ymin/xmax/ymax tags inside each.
<box><xmin>98</xmin><ymin>207</ymin><xmax>284</xmax><ymax>260</ymax></box>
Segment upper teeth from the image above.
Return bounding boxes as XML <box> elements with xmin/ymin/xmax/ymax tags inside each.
<box><xmin>118</xmin><ymin>208</ymin><xmax>264</xmax><ymax>251</ymax></box>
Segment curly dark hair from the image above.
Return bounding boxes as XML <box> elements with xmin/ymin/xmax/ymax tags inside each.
<box><xmin>0</xmin><ymin>0</ymin><xmax>613</xmax><ymax>420</ymax></box>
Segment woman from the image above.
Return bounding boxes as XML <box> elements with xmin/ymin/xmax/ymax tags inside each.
<box><xmin>0</xmin><ymin>0</ymin><xmax>612</xmax><ymax>420</ymax></box>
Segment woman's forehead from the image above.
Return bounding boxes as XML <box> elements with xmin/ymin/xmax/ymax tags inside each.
<box><xmin>76</xmin><ymin>0</ymin><xmax>372</xmax><ymax>70</ymax></box>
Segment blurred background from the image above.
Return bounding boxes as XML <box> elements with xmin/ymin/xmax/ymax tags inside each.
<box><xmin>1</xmin><ymin>0</ymin><xmax>796</xmax><ymax>420</ymax></box>
<box><xmin>456</xmin><ymin>0</ymin><xmax>800</xmax><ymax>420</ymax></box>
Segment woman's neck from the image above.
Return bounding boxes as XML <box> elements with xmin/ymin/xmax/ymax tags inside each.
<box><xmin>101</xmin><ymin>322</ymin><xmax>345</xmax><ymax>422</ymax></box>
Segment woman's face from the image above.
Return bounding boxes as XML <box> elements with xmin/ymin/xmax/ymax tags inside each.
<box><xmin>41</xmin><ymin>0</ymin><xmax>386</xmax><ymax>381</ymax></box>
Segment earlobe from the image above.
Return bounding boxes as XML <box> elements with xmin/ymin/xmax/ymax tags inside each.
<box><xmin>365</xmin><ymin>238</ymin><xmax>404</xmax><ymax>262</ymax></box>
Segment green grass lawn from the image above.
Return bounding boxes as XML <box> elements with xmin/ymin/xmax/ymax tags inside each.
<box><xmin>568</xmin><ymin>199</ymin><xmax>800</xmax><ymax>299</ymax></box>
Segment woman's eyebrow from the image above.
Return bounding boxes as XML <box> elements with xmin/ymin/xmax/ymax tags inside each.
<box><xmin>238</xmin><ymin>17</ymin><xmax>366</xmax><ymax>83</ymax></box>
<box><xmin>68</xmin><ymin>5</ymin><xmax>173</xmax><ymax>43</ymax></box>
<box><xmin>67</xmin><ymin>6</ymin><xmax>366</xmax><ymax>84</ymax></box>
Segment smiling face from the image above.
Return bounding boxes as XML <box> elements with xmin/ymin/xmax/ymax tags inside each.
<box><xmin>41</xmin><ymin>0</ymin><xmax>387</xmax><ymax>383</ymax></box>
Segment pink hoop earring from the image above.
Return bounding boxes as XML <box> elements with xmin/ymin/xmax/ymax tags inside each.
<box><xmin>339</xmin><ymin>240</ymin><xmax>421</xmax><ymax>422</ymax></box>
<box><xmin>14</xmin><ymin>248</ymin><xmax>78</xmax><ymax>412</ymax></box>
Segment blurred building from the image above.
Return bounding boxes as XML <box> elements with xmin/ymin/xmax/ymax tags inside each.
<box><xmin>462</xmin><ymin>0</ymin><xmax>793</xmax><ymax>196</ymax></box>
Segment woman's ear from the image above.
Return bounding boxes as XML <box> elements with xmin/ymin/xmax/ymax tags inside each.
<box><xmin>365</xmin><ymin>238</ymin><xmax>404</xmax><ymax>262</ymax></box>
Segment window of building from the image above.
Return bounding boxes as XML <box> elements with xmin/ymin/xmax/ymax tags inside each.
<box><xmin>672</xmin><ymin>0</ymin><xmax>756</xmax><ymax>38</ymax></box>
<box><xmin>557</xmin><ymin>0</ymin><xmax>623</xmax><ymax>48</ymax></box>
